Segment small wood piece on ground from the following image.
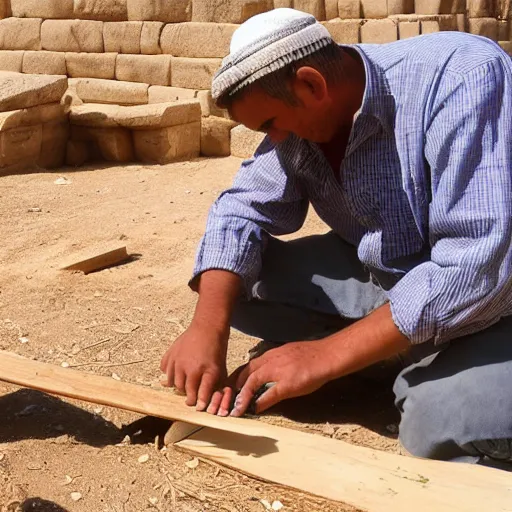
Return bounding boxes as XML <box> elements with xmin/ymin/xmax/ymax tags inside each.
<box><xmin>60</xmin><ymin>243</ymin><xmax>129</xmax><ymax>274</ymax></box>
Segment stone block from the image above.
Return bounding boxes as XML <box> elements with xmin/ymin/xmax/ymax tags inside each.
<box><xmin>420</xmin><ymin>14</ymin><xmax>458</xmax><ymax>33</ymax></box>
<box><xmin>0</xmin><ymin>18</ymin><xmax>42</xmax><ymax>51</ymax></box>
<box><xmin>293</xmin><ymin>0</ymin><xmax>326</xmax><ymax>20</ymax></box>
<box><xmin>0</xmin><ymin>124</ymin><xmax>42</xmax><ymax>170</ymax></box>
<box><xmin>467</xmin><ymin>0</ymin><xmax>496</xmax><ymax>18</ymax></box>
<box><xmin>388</xmin><ymin>0</ymin><xmax>414</xmax><ymax>14</ymax></box>
<box><xmin>42</xmin><ymin>20</ymin><xmax>104</xmax><ymax>53</ymax></box>
<box><xmin>62</xmin><ymin>83</ymin><xmax>84</xmax><ymax>107</ymax></box>
<box><xmin>141</xmin><ymin>21</ymin><xmax>163</xmax><ymax>54</ymax></box>
<box><xmin>127</xmin><ymin>0</ymin><xmax>192</xmax><ymax>22</ymax></box>
<box><xmin>414</xmin><ymin>0</ymin><xmax>464</xmax><ymax>14</ymax></box>
<box><xmin>399</xmin><ymin>20</ymin><xmax>420</xmax><ymax>38</ymax></box>
<box><xmin>161</xmin><ymin>23</ymin><xmax>237</xmax><ymax>59</ymax></box>
<box><xmin>148</xmin><ymin>85</ymin><xmax>197</xmax><ymax>103</ymax></box>
<box><xmin>66</xmin><ymin>139</ymin><xmax>89</xmax><ymax>166</ymax></box>
<box><xmin>361</xmin><ymin>0</ymin><xmax>387</xmax><ymax>18</ymax></box>
<box><xmin>360</xmin><ymin>19</ymin><xmax>398</xmax><ymax>43</ymax></box>
<box><xmin>325</xmin><ymin>0</ymin><xmax>339</xmax><ymax>19</ymax></box>
<box><xmin>65</xmin><ymin>53</ymin><xmax>117</xmax><ymax>80</ymax></box>
<box><xmin>38</xmin><ymin>120</ymin><xmax>69</xmax><ymax>169</ymax></box>
<box><xmin>338</xmin><ymin>0</ymin><xmax>361</xmax><ymax>18</ymax></box>
<box><xmin>468</xmin><ymin>17</ymin><xmax>499</xmax><ymax>40</ymax></box>
<box><xmin>22</xmin><ymin>51</ymin><xmax>67</xmax><ymax>76</ymax></box>
<box><xmin>70</xmin><ymin>100</ymin><xmax>201</xmax><ymax>129</ymax></box>
<box><xmin>498</xmin><ymin>20</ymin><xmax>509</xmax><ymax>41</ymax></box>
<box><xmin>73</xmin><ymin>0</ymin><xmax>128</xmax><ymax>21</ymax></box>
<box><xmin>171</xmin><ymin>57</ymin><xmax>222</xmax><ymax>90</ymax></box>
<box><xmin>71</xmin><ymin>78</ymin><xmax>149</xmax><ymax>105</ymax></box>
<box><xmin>201</xmin><ymin>116</ymin><xmax>238</xmax><ymax>157</ymax></box>
<box><xmin>11</xmin><ymin>0</ymin><xmax>74</xmax><ymax>19</ymax></box>
<box><xmin>274</xmin><ymin>0</ymin><xmax>293</xmax><ymax>6</ymax></box>
<box><xmin>230</xmin><ymin>125</ymin><xmax>265</xmax><ymax>159</ymax></box>
<box><xmin>71</xmin><ymin>125</ymin><xmax>134</xmax><ymax>162</ymax></box>
<box><xmin>499</xmin><ymin>41</ymin><xmax>512</xmax><ymax>56</ymax></box>
<box><xmin>0</xmin><ymin>103</ymin><xmax>67</xmax><ymax>131</ymax></box>
<box><xmin>116</xmin><ymin>54</ymin><xmax>172</xmax><ymax>86</ymax></box>
<box><xmin>0</xmin><ymin>0</ymin><xmax>11</xmax><ymax>19</ymax></box>
<box><xmin>197</xmin><ymin>90</ymin><xmax>229</xmax><ymax>118</ymax></box>
<box><xmin>0</xmin><ymin>74</ymin><xmax>68</xmax><ymax>113</ymax></box>
<box><xmin>0</xmin><ymin>51</ymin><xmax>24</xmax><ymax>72</ymax></box>
<box><xmin>322</xmin><ymin>19</ymin><xmax>360</xmax><ymax>43</ymax></box>
<box><xmin>192</xmin><ymin>0</ymin><xmax>272</xmax><ymax>23</ymax></box>
<box><xmin>133</xmin><ymin>121</ymin><xmax>200</xmax><ymax>164</ymax></box>
<box><xmin>456</xmin><ymin>13</ymin><xmax>466</xmax><ymax>31</ymax></box>
<box><xmin>104</xmin><ymin>21</ymin><xmax>142</xmax><ymax>54</ymax></box>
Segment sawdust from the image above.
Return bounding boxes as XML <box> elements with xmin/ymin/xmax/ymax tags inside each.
<box><xmin>0</xmin><ymin>157</ymin><xmax>400</xmax><ymax>511</ymax></box>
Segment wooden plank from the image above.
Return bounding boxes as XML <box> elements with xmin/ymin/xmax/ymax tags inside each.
<box><xmin>0</xmin><ymin>351</ymin><xmax>511</xmax><ymax>511</ymax></box>
<box><xmin>60</xmin><ymin>243</ymin><xmax>129</xmax><ymax>274</ymax></box>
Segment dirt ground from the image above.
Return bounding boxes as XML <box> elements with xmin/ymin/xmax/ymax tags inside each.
<box><xmin>0</xmin><ymin>157</ymin><xmax>402</xmax><ymax>512</ymax></box>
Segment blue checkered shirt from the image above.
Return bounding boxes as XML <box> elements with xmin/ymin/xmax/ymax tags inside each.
<box><xmin>193</xmin><ymin>32</ymin><xmax>512</xmax><ymax>345</ymax></box>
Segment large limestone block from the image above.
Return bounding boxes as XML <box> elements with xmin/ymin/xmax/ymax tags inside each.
<box><xmin>468</xmin><ymin>17</ymin><xmax>499</xmax><ymax>40</ymax></box>
<box><xmin>197</xmin><ymin>90</ymin><xmax>229</xmax><ymax>118</ymax></box>
<box><xmin>201</xmin><ymin>116</ymin><xmax>238</xmax><ymax>157</ymax></box>
<box><xmin>141</xmin><ymin>21</ymin><xmax>163</xmax><ymax>54</ymax></box>
<box><xmin>0</xmin><ymin>103</ymin><xmax>66</xmax><ymax>132</ymax></box>
<box><xmin>274</xmin><ymin>0</ymin><xmax>293</xmax><ymax>6</ymax></box>
<box><xmin>66</xmin><ymin>139</ymin><xmax>89</xmax><ymax>166</ymax></box>
<box><xmin>415</xmin><ymin>0</ymin><xmax>464</xmax><ymax>14</ymax></box>
<box><xmin>230</xmin><ymin>125</ymin><xmax>264</xmax><ymax>159</ymax></box>
<box><xmin>22</xmin><ymin>51</ymin><xmax>67</xmax><ymax>76</ymax></box>
<box><xmin>171</xmin><ymin>57</ymin><xmax>222</xmax><ymax>90</ymax></box>
<box><xmin>0</xmin><ymin>18</ymin><xmax>42</xmax><ymax>51</ymax></box>
<box><xmin>388</xmin><ymin>0</ymin><xmax>414</xmax><ymax>15</ymax></box>
<box><xmin>399</xmin><ymin>20</ymin><xmax>420</xmax><ymax>38</ymax></box>
<box><xmin>104</xmin><ymin>21</ymin><xmax>142</xmax><ymax>54</ymax></box>
<box><xmin>71</xmin><ymin>125</ymin><xmax>134</xmax><ymax>162</ymax></box>
<box><xmin>420</xmin><ymin>14</ymin><xmax>458</xmax><ymax>33</ymax></box>
<box><xmin>467</xmin><ymin>0</ymin><xmax>496</xmax><ymax>18</ymax></box>
<box><xmin>148</xmin><ymin>85</ymin><xmax>197</xmax><ymax>103</ymax></box>
<box><xmin>70</xmin><ymin>100</ymin><xmax>201</xmax><ymax>129</ymax></box>
<box><xmin>360</xmin><ymin>0</ymin><xmax>387</xmax><ymax>18</ymax></box>
<box><xmin>38</xmin><ymin>120</ymin><xmax>69</xmax><ymax>169</ymax></box>
<box><xmin>322</xmin><ymin>19</ymin><xmax>360</xmax><ymax>43</ymax></box>
<box><xmin>73</xmin><ymin>0</ymin><xmax>128</xmax><ymax>21</ymax></box>
<box><xmin>0</xmin><ymin>0</ymin><xmax>11</xmax><ymax>19</ymax></box>
<box><xmin>498</xmin><ymin>20</ymin><xmax>509</xmax><ymax>41</ymax></box>
<box><xmin>293</xmin><ymin>0</ymin><xmax>326</xmax><ymax>20</ymax></box>
<box><xmin>192</xmin><ymin>0</ymin><xmax>272</xmax><ymax>23</ymax></box>
<box><xmin>325</xmin><ymin>0</ymin><xmax>339</xmax><ymax>19</ymax></box>
<box><xmin>41</xmin><ymin>20</ymin><xmax>104</xmax><ymax>53</ymax></box>
<box><xmin>0</xmin><ymin>51</ymin><xmax>24</xmax><ymax>72</ymax></box>
<box><xmin>127</xmin><ymin>0</ymin><xmax>192</xmax><ymax>22</ymax></box>
<box><xmin>11</xmin><ymin>0</ymin><xmax>74</xmax><ymax>19</ymax></box>
<box><xmin>116</xmin><ymin>54</ymin><xmax>172</xmax><ymax>86</ymax></box>
<box><xmin>71</xmin><ymin>78</ymin><xmax>148</xmax><ymax>105</ymax></box>
<box><xmin>133</xmin><ymin>121</ymin><xmax>200</xmax><ymax>164</ymax></box>
<box><xmin>360</xmin><ymin>19</ymin><xmax>398</xmax><ymax>43</ymax></box>
<box><xmin>499</xmin><ymin>41</ymin><xmax>512</xmax><ymax>56</ymax></box>
<box><xmin>65</xmin><ymin>53</ymin><xmax>117</xmax><ymax>80</ymax></box>
<box><xmin>0</xmin><ymin>124</ymin><xmax>42</xmax><ymax>170</ymax></box>
<box><xmin>161</xmin><ymin>23</ymin><xmax>237</xmax><ymax>59</ymax></box>
<box><xmin>0</xmin><ymin>74</ymin><xmax>68</xmax><ymax>113</ymax></box>
<box><xmin>338</xmin><ymin>0</ymin><xmax>361</xmax><ymax>18</ymax></box>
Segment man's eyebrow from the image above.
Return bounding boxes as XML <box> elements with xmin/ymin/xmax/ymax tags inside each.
<box><xmin>257</xmin><ymin>118</ymin><xmax>275</xmax><ymax>133</ymax></box>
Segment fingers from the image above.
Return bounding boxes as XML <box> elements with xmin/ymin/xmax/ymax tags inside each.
<box><xmin>218</xmin><ymin>388</ymin><xmax>234</xmax><ymax>417</ymax></box>
<box><xmin>230</xmin><ymin>371</ymin><xmax>267</xmax><ymax>417</ymax></box>
<box><xmin>196</xmin><ymin>373</ymin><xmax>218</xmax><ymax>411</ymax></box>
<box><xmin>207</xmin><ymin>389</ymin><xmax>224</xmax><ymax>415</ymax></box>
<box><xmin>254</xmin><ymin>384</ymin><xmax>282</xmax><ymax>414</ymax></box>
<box><xmin>174</xmin><ymin>368</ymin><xmax>186</xmax><ymax>394</ymax></box>
<box><xmin>185</xmin><ymin>372</ymin><xmax>201</xmax><ymax>407</ymax></box>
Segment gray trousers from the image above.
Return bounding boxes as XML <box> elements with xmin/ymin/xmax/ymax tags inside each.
<box><xmin>231</xmin><ymin>233</ymin><xmax>512</xmax><ymax>465</ymax></box>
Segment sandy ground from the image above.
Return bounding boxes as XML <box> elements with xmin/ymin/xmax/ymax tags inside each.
<box><xmin>0</xmin><ymin>157</ymin><xmax>401</xmax><ymax>512</ymax></box>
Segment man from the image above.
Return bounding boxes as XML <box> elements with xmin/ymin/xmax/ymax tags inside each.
<box><xmin>161</xmin><ymin>8</ymin><xmax>512</xmax><ymax>464</ymax></box>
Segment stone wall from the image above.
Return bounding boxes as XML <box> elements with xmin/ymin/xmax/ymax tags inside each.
<box><xmin>0</xmin><ymin>0</ymin><xmax>509</xmax><ymax>160</ymax></box>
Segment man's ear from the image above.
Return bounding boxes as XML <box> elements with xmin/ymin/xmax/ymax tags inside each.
<box><xmin>292</xmin><ymin>66</ymin><xmax>328</xmax><ymax>104</ymax></box>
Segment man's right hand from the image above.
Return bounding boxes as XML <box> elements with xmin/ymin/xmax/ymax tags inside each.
<box><xmin>160</xmin><ymin>322</ymin><xmax>229</xmax><ymax>411</ymax></box>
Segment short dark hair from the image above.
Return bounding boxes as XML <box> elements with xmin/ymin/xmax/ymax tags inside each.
<box><xmin>218</xmin><ymin>42</ymin><xmax>345</xmax><ymax>108</ymax></box>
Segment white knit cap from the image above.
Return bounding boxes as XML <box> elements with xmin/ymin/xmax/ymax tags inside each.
<box><xmin>211</xmin><ymin>8</ymin><xmax>333</xmax><ymax>101</ymax></box>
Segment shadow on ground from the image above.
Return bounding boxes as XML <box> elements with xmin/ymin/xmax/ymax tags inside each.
<box><xmin>21</xmin><ymin>498</ymin><xmax>68</xmax><ymax>512</ymax></box>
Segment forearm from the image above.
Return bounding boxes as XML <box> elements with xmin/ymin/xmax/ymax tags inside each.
<box><xmin>324</xmin><ymin>303</ymin><xmax>410</xmax><ymax>380</ymax></box>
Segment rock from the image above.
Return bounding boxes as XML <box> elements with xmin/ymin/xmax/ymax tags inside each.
<box><xmin>11</xmin><ymin>0</ymin><xmax>74</xmax><ymax>18</ymax></box>
<box><xmin>73</xmin><ymin>0</ymin><xmax>128</xmax><ymax>21</ymax></box>
<box><xmin>398</xmin><ymin>20</ymin><xmax>420</xmax><ymax>39</ymax></box>
<box><xmin>41</xmin><ymin>20</ymin><xmax>104</xmax><ymax>53</ymax></box>
<box><xmin>0</xmin><ymin>103</ymin><xmax>66</xmax><ymax>132</ymax></box>
<box><xmin>38</xmin><ymin>120</ymin><xmax>69</xmax><ymax>169</ymax></box>
<box><xmin>293</xmin><ymin>0</ymin><xmax>326</xmax><ymax>20</ymax></box>
<box><xmin>360</xmin><ymin>0</ymin><xmax>388</xmax><ymax>18</ymax></box>
<box><xmin>71</xmin><ymin>125</ymin><xmax>134</xmax><ymax>162</ymax></box>
<box><xmin>140</xmin><ymin>21</ymin><xmax>164</xmax><ymax>54</ymax></box>
<box><xmin>499</xmin><ymin>41</ymin><xmax>512</xmax><ymax>56</ymax></box>
<box><xmin>0</xmin><ymin>74</ymin><xmax>68</xmax><ymax>113</ymax></box>
<box><xmin>498</xmin><ymin>20</ymin><xmax>509</xmax><ymax>42</ymax></box>
<box><xmin>420</xmin><ymin>15</ymin><xmax>458</xmax><ymax>33</ymax></box>
<box><xmin>171</xmin><ymin>57</ymin><xmax>222</xmax><ymax>90</ymax></box>
<box><xmin>360</xmin><ymin>19</ymin><xmax>398</xmax><ymax>43</ymax></box>
<box><xmin>192</xmin><ymin>0</ymin><xmax>272</xmax><ymax>23</ymax></box>
<box><xmin>0</xmin><ymin>124</ymin><xmax>42</xmax><ymax>171</ymax></box>
<box><xmin>70</xmin><ymin>492</ymin><xmax>82</xmax><ymax>502</ymax></box>
<box><xmin>0</xmin><ymin>51</ymin><xmax>25</xmax><ymax>72</ymax></box>
<box><xmin>467</xmin><ymin>0</ymin><xmax>496</xmax><ymax>18</ymax></box>
<box><xmin>138</xmin><ymin>454</ymin><xmax>149</xmax><ymax>463</ymax></box>
<box><xmin>322</xmin><ymin>19</ymin><xmax>360</xmax><ymax>44</ymax></box>
<box><xmin>415</xmin><ymin>0</ymin><xmax>464</xmax><ymax>14</ymax></box>
<box><xmin>116</xmin><ymin>54</ymin><xmax>172</xmax><ymax>86</ymax></box>
<box><xmin>325</xmin><ymin>0</ymin><xmax>339</xmax><ymax>19</ymax></box>
<box><xmin>133</xmin><ymin>121</ymin><xmax>200</xmax><ymax>164</ymax></box>
<box><xmin>201</xmin><ymin>116</ymin><xmax>237</xmax><ymax>157</ymax></box>
<box><xmin>273</xmin><ymin>0</ymin><xmax>293</xmax><ymax>6</ymax></box>
<box><xmin>338</xmin><ymin>0</ymin><xmax>361</xmax><ymax>18</ymax></box>
<box><xmin>468</xmin><ymin>17</ymin><xmax>499</xmax><ymax>41</ymax></box>
<box><xmin>127</xmin><ymin>0</ymin><xmax>192</xmax><ymax>22</ymax></box>
<box><xmin>272</xmin><ymin>501</ymin><xmax>284</xmax><ymax>511</ymax></box>
<box><xmin>185</xmin><ymin>457</ymin><xmax>199</xmax><ymax>469</ymax></box>
<box><xmin>148</xmin><ymin>85</ymin><xmax>197</xmax><ymax>104</ymax></box>
<box><xmin>22</xmin><ymin>51</ymin><xmax>67</xmax><ymax>76</ymax></box>
<box><xmin>197</xmin><ymin>90</ymin><xmax>229</xmax><ymax>118</ymax></box>
<box><xmin>104</xmin><ymin>21</ymin><xmax>143</xmax><ymax>54</ymax></box>
<box><xmin>70</xmin><ymin>100</ymin><xmax>201</xmax><ymax>129</ymax></box>
<box><xmin>0</xmin><ymin>18</ymin><xmax>42</xmax><ymax>51</ymax></box>
<box><xmin>65</xmin><ymin>53</ymin><xmax>118</xmax><ymax>80</ymax></box>
<box><xmin>66</xmin><ymin>139</ymin><xmax>89</xmax><ymax>166</ymax></box>
<box><xmin>230</xmin><ymin>125</ymin><xmax>265</xmax><ymax>159</ymax></box>
<box><xmin>71</xmin><ymin>78</ymin><xmax>149</xmax><ymax>105</ymax></box>
<box><xmin>161</xmin><ymin>22</ymin><xmax>237</xmax><ymax>59</ymax></box>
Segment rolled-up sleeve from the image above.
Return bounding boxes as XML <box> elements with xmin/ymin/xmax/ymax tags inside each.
<box><xmin>191</xmin><ymin>137</ymin><xmax>309</xmax><ymax>294</ymax></box>
<box><xmin>388</xmin><ymin>57</ymin><xmax>512</xmax><ymax>344</ymax></box>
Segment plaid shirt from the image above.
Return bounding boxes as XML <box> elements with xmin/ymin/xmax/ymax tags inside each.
<box><xmin>193</xmin><ymin>32</ymin><xmax>512</xmax><ymax>345</ymax></box>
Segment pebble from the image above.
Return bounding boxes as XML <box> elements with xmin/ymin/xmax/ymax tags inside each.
<box><xmin>18</xmin><ymin>337</ymin><xmax>29</xmax><ymax>344</ymax></box>
<box><xmin>0</xmin><ymin>454</ymin><xmax>5</xmax><ymax>462</ymax></box>
<box><xmin>55</xmin><ymin>177</ymin><xmax>71</xmax><ymax>185</ymax></box>
<box><xmin>272</xmin><ymin>501</ymin><xmax>284</xmax><ymax>511</ymax></box>
<box><xmin>138</xmin><ymin>454</ymin><xmax>149</xmax><ymax>464</ymax></box>
<box><xmin>260</xmin><ymin>499</ymin><xmax>272</xmax><ymax>510</ymax></box>
<box><xmin>61</xmin><ymin>362</ymin><xmax>70</xmax><ymax>368</ymax></box>
<box><xmin>63</xmin><ymin>475</ymin><xmax>73</xmax><ymax>486</ymax></box>
<box><xmin>27</xmin><ymin>207</ymin><xmax>42</xmax><ymax>213</ymax></box>
<box><xmin>112</xmin><ymin>373</ymin><xmax>121</xmax><ymax>381</ymax></box>
<box><xmin>70</xmin><ymin>492</ymin><xmax>82</xmax><ymax>502</ymax></box>
<box><xmin>149</xmin><ymin>497</ymin><xmax>158</xmax><ymax>505</ymax></box>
